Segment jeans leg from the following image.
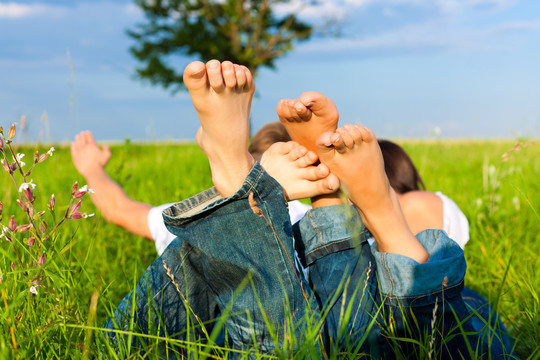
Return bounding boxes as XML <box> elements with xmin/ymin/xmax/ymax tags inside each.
<box><xmin>102</xmin><ymin>236</ymin><xmax>219</xmax><ymax>356</ymax></box>
<box><xmin>294</xmin><ymin>205</ymin><xmax>378</xmax><ymax>354</ymax></box>
<box><xmin>294</xmin><ymin>204</ymin><xmax>515</xmax><ymax>359</ymax></box>
<box><xmin>461</xmin><ymin>287</ymin><xmax>517</xmax><ymax>359</ymax></box>
<box><xmin>163</xmin><ymin>163</ymin><xmax>318</xmax><ymax>353</ymax></box>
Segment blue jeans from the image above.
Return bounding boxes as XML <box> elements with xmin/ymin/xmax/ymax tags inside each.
<box><xmin>295</xmin><ymin>204</ymin><xmax>516</xmax><ymax>358</ymax></box>
<box><xmin>104</xmin><ymin>163</ymin><xmax>318</xmax><ymax>355</ymax></box>
<box><xmin>104</xmin><ymin>163</ymin><xmax>515</xmax><ymax>358</ymax></box>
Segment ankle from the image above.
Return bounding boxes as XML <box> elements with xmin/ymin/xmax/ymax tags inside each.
<box><xmin>311</xmin><ymin>192</ymin><xmax>343</xmax><ymax>208</ymax></box>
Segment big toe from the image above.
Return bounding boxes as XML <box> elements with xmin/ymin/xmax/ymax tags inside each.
<box><xmin>300</xmin><ymin>91</ymin><xmax>326</xmax><ymax>109</ymax></box>
<box><xmin>183</xmin><ymin>61</ymin><xmax>208</xmax><ymax>91</ymax></box>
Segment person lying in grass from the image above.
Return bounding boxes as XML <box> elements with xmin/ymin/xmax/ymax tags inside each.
<box><xmin>378</xmin><ymin>139</ymin><xmax>469</xmax><ymax>249</ymax></box>
<box><xmin>99</xmin><ymin>59</ymin><xmax>515</xmax><ymax>359</ymax></box>
<box><xmin>277</xmin><ymin>90</ymin><xmax>514</xmax><ymax>358</ymax></box>
<box><xmin>71</xmin><ymin>129</ymin><xmax>468</xmax><ymax>259</ymax></box>
<box><xmin>70</xmin><ymin>122</ymin><xmax>311</xmax><ymax>256</ymax></box>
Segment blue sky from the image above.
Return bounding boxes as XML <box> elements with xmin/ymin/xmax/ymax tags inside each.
<box><xmin>1</xmin><ymin>0</ymin><xmax>539</xmax><ymax>143</ymax></box>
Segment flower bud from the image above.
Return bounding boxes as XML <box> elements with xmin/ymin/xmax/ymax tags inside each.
<box><xmin>8</xmin><ymin>216</ymin><xmax>16</xmax><ymax>231</ymax></box>
<box><xmin>37</xmin><ymin>211</ymin><xmax>45</xmax><ymax>217</ymax></box>
<box><xmin>7</xmin><ymin>123</ymin><xmax>16</xmax><ymax>140</ymax></box>
<box><xmin>10</xmin><ymin>162</ymin><xmax>17</xmax><ymax>172</ymax></box>
<box><xmin>27</xmin><ymin>236</ymin><xmax>36</xmax><ymax>246</ymax></box>
<box><xmin>39</xmin><ymin>221</ymin><xmax>47</xmax><ymax>234</ymax></box>
<box><xmin>70</xmin><ymin>213</ymin><xmax>83</xmax><ymax>219</ymax></box>
<box><xmin>68</xmin><ymin>200</ymin><xmax>82</xmax><ymax>217</ymax></box>
<box><xmin>71</xmin><ymin>181</ymin><xmax>79</xmax><ymax>196</ymax></box>
<box><xmin>34</xmin><ymin>150</ymin><xmax>39</xmax><ymax>164</ymax></box>
<box><xmin>16</xmin><ymin>199</ymin><xmax>27</xmax><ymax>212</ymax></box>
<box><xmin>0</xmin><ymin>201</ymin><xmax>3</xmax><ymax>216</ymax></box>
<box><xmin>17</xmin><ymin>224</ymin><xmax>31</xmax><ymax>233</ymax></box>
<box><xmin>38</xmin><ymin>153</ymin><xmax>48</xmax><ymax>163</ymax></box>
<box><xmin>38</xmin><ymin>252</ymin><xmax>46</xmax><ymax>265</ymax></box>
<box><xmin>73</xmin><ymin>190</ymin><xmax>86</xmax><ymax>199</ymax></box>
<box><xmin>1</xmin><ymin>160</ymin><xmax>9</xmax><ymax>173</ymax></box>
<box><xmin>49</xmin><ymin>194</ymin><xmax>55</xmax><ymax>212</ymax></box>
<box><xmin>11</xmin><ymin>262</ymin><xmax>15</xmax><ymax>271</ymax></box>
<box><xmin>0</xmin><ymin>136</ymin><xmax>4</xmax><ymax>151</ymax></box>
<box><xmin>24</xmin><ymin>188</ymin><xmax>35</xmax><ymax>203</ymax></box>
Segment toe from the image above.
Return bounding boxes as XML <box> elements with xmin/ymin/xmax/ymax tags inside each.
<box><xmin>221</xmin><ymin>61</ymin><xmax>237</xmax><ymax>89</ymax></box>
<box><xmin>235</xmin><ymin>64</ymin><xmax>247</xmax><ymax>88</ymax></box>
<box><xmin>206</xmin><ymin>60</ymin><xmax>224</xmax><ymax>92</ymax></box>
<box><xmin>183</xmin><ymin>61</ymin><xmax>207</xmax><ymax>91</ymax></box>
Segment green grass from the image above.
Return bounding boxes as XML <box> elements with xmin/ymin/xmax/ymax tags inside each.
<box><xmin>0</xmin><ymin>138</ymin><xmax>538</xmax><ymax>358</ymax></box>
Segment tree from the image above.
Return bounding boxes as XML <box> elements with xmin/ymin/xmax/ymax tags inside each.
<box><xmin>128</xmin><ymin>0</ymin><xmax>313</xmax><ymax>92</ymax></box>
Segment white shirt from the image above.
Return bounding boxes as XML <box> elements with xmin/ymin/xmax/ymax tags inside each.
<box><xmin>367</xmin><ymin>192</ymin><xmax>470</xmax><ymax>250</ymax></box>
<box><xmin>435</xmin><ymin>192</ymin><xmax>469</xmax><ymax>249</ymax></box>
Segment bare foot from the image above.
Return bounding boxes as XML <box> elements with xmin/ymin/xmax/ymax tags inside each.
<box><xmin>276</xmin><ymin>91</ymin><xmax>339</xmax><ymax>153</ymax></box>
<box><xmin>317</xmin><ymin>124</ymin><xmax>429</xmax><ymax>263</ymax></box>
<box><xmin>259</xmin><ymin>141</ymin><xmax>340</xmax><ymax>201</ymax></box>
<box><xmin>183</xmin><ymin>60</ymin><xmax>255</xmax><ymax>197</ymax></box>
<box><xmin>70</xmin><ymin>131</ymin><xmax>111</xmax><ymax>179</ymax></box>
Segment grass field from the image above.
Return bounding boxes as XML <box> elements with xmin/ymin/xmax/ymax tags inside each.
<box><xmin>0</xmin><ymin>137</ymin><xmax>538</xmax><ymax>358</ymax></box>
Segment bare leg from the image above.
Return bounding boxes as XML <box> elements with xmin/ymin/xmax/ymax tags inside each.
<box><xmin>183</xmin><ymin>60</ymin><xmax>255</xmax><ymax>197</ymax></box>
<box><xmin>317</xmin><ymin>124</ymin><xmax>429</xmax><ymax>263</ymax></box>
<box><xmin>259</xmin><ymin>141</ymin><xmax>340</xmax><ymax>200</ymax></box>
<box><xmin>70</xmin><ymin>131</ymin><xmax>153</xmax><ymax>239</ymax></box>
<box><xmin>276</xmin><ymin>91</ymin><xmax>339</xmax><ymax>153</ymax></box>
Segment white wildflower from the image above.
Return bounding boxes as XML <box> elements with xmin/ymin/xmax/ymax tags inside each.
<box><xmin>14</xmin><ymin>153</ymin><xmax>25</xmax><ymax>168</ymax></box>
<box><xmin>18</xmin><ymin>179</ymin><xmax>36</xmax><ymax>193</ymax></box>
<box><xmin>79</xmin><ymin>185</ymin><xmax>95</xmax><ymax>194</ymax></box>
<box><xmin>81</xmin><ymin>213</ymin><xmax>95</xmax><ymax>218</ymax></box>
<box><xmin>47</xmin><ymin>147</ymin><xmax>55</xmax><ymax>156</ymax></box>
<box><xmin>30</xmin><ymin>285</ymin><xmax>39</xmax><ymax>295</ymax></box>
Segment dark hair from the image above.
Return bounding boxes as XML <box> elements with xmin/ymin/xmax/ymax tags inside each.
<box><xmin>378</xmin><ymin>139</ymin><xmax>425</xmax><ymax>194</ymax></box>
<box><xmin>248</xmin><ymin>122</ymin><xmax>291</xmax><ymax>160</ymax></box>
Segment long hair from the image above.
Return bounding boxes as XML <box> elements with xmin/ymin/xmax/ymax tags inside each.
<box><xmin>378</xmin><ymin>139</ymin><xmax>425</xmax><ymax>194</ymax></box>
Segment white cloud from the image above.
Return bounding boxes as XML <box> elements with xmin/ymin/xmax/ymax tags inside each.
<box><xmin>0</xmin><ymin>2</ymin><xmax>66</xmax><ymax>18</ymax></box>
<box><xmin>296</xmin><ymin>15</ymin><xmax>540</xmax><ymax>54</ymax></box>
<box><xmin>123</xmin><ymin>3</ymin><xmax>144</xmax><ymax>17</ymax></box>
<box><xmin>274</xmin><ymin>0</ymin><xmax>350</xmax><ymax>20</ymax></box>
<box><xmin>489</xmin><ymin>20</ymin><xmax>540</xmax><ymax>33</ymax></box>
<box><xmin>0</xmin><ymin>55</ymin><xmax>71</xmax><ymax>70</ymax></box>
<box><xmin>468</xmin><ymin>0</ymin><xmax>516</xmax><ymax>10</ymax></box>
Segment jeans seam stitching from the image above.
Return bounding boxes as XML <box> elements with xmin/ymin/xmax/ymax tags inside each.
<box><xmin>382</xmin><ymin>279</ymin><xmax>464</xmax><ymax>300</ymax></box>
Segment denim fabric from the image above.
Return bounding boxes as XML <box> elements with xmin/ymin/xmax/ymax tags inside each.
<box><xmin>294</xmin><ymin>205</ymin><xmax>516</xmax><ymax>359</ymax></box>
<box><xmin>102</xmin><ymin>236</ymin><xmax>219</xmax><ymax>356</ymax></box>
<box><xmin>104</xmin><ymin>163</ymin><xmax>318</xmax><ymax>356</ymax></box>
<box><xmin>104</xmin><ymin>165</ymin><xmax>514</xmax><ymax>358</ymax></box>
<box><xmin>293</xmin><ymin>205</ymin><xmax>378</xmax><ymax>354</ymax></box>
<box><xmin>461</xmin><ymin>287</ymin><xmax>517</xmax><ymax>359</ymax></box>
